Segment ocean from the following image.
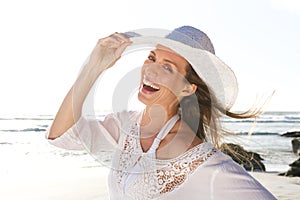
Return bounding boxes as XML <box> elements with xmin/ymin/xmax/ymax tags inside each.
<box><xmin>0</xmin><ymin>111</ymin><xmax>299</xmax><ymax>175</ymax></box>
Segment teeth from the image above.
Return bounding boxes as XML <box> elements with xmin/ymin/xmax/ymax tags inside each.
<box><xmin>143</xmin><ymin>79</ymin><xmax>160</xmax><ymax>90</ymax></box>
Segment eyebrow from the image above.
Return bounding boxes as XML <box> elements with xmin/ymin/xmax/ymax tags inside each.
<box><xmin>149</xmin><ymin>51</ymin><xmax>178</xmax><ymax>67</ymax></box>
<box><xmin>150</xmin><ymin>51</ymin><xmax>156</xmax><ymax>56</ymax></box>
<box><xmin>163</xmin><ymin>58</ymin><xmax>177</xmax><ymax>67</ymax></box>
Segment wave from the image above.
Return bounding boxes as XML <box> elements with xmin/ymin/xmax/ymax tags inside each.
<box><xmin>222</xmin><ymin>114</ymin><xmax>300</xmax><ymax>123</ymax></box>
<box><xmin>1</xmin><ymin>128</ymin><xmax>278</xmax><ymax>136</ymax></box>
<box><xmin>0</xmin><ymin>117</ymin><xmax>53</xmax><ymax>121</ymax></box>
<box><xmin>234</xmin><ymin>131</ymin><xmax>279</xmax><ymax>136</ymax></box>
<box><xmin>0</xmin><ymin>142</ymin><xmax>13</xmax><ymax>145</ymax></box>
<box><xmin>0</xmin><ymin>112</ymin><xmax>299</xmax><ymax>134</ymax></box>
<box><xmin>223</xmin><ymin>119</ymin><xmax>300</xmax><ymax>123</ymax></box>
<box><xmin>0</xmin><ymin>128</ymin><xmax>47</xmax><ymax>132</ymax></box>
<box><xmin>1</xmin><ymin>112</ymin><xmax>299</xmax><ymax>123</ymax></box>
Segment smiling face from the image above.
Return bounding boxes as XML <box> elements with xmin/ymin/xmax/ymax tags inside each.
<box><xmin>138</xmin><ymin>45</ymin><xmax>197</xmax><ymax>109</ymax></box>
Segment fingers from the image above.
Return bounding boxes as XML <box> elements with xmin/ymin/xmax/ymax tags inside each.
<box><xmin>95</xmin><ymin>32</ymin><xmax>131</xmax><ymax>57</ymax></box>
<box><xmin>106</xmin><ymin>32</ymin><xmax>131</xmax><ymax>44</ymax></box>
<box><xmin>114</xmin><ymin>39</ymin><xmax>132</xmax><ymax>58</ymax></box>
<box><xmin>103</xmin><ymin>32</ymin><xmax>132</xmax><ymax>58</ymax></box>
<box><xmin>91</xmin><ymin>32</ymin><xmax>132</xmax><ymax>63</ymax></box>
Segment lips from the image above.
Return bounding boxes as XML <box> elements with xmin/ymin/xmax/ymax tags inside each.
<box><xmin>142</xmin><ymin>78</ymin><xmax>160</xmax><ymax>93</ymax></box>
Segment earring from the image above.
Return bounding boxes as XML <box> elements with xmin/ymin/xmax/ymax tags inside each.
<box><xmin>177</xmin><ymin>107</ymin><xmax>182</xmax><ymax>117</ymax></box>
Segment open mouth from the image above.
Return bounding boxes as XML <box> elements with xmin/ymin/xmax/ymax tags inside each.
<box><xmin>142</xmin><ymin>79</ymin><xmax>160</xmax><ymax>92</ymax></box>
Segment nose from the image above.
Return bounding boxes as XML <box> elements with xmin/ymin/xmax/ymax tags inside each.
<box><xmin>143</xmin><ymin>63</ymin><xmax>160</xmax><ymax>78</ymax></box>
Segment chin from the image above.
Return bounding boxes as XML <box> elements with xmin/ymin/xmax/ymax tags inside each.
<box><xmin>137</xmin><ymin>91</ymin><xmax>149</xmax><ymax>105</ymax></box>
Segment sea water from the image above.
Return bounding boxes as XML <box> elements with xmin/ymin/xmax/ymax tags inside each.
<box><xmin>222</xmin><ymin>111</ymin><xmax>300</xmax><ymax>172</ymax></box>
<box><xmin>0</xmin><ymin>112</ymin><xmax>299</xmax><ymax>174</ymax></box>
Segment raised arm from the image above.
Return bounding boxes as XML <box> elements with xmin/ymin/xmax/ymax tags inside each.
<box><xmin>48</xmin><ymin>33</ymin><xmax>131</xmax><ymax>139</ymax></box>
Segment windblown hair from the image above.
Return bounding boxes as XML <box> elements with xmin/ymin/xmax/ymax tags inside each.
<box><xmin>180</xmin><ymin>64</ymin><xmax>265</xmax><ymax>148</ymax></box>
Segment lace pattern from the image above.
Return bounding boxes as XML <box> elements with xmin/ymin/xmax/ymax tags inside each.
<box><xmin>112</xmin><ymin>122</ymin><xmax>140</xmax><ymax>186</ymax></box>
<box><xmin>110</xmin><ymin>120</ymin><xmax>217</xmax><ymax>199</ymax></box>
<box><xmin>157</xmin><ymin>146</ymin><xmax>217</xmax><ymax>195</ymax></box>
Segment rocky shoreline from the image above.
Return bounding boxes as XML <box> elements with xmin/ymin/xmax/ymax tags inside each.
<box><xmin>222</xmin><ymin>131</ymin><xmax>300</xmax><ymax>177</ymax></box>
<box><xmin>221</xmin><ymin>143</ymin><xmax>266</xmax><ymax>172</ymax></box>
<box><xmin>279</xmin><ymin>131</ymin><xmax>300</xmax><ymax>177</ymax></box>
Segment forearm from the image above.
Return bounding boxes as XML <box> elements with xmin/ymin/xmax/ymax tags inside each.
<box><xmin>48</xmin><ymin>67</ymin><xmax>102</xmax><ymax>139</ymax></box>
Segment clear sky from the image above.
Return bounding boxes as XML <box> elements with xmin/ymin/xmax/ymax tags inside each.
<box><xmin>0</xmin><ymin>0</ymin><xmax>299</xmax><ymax>116</ymax></box>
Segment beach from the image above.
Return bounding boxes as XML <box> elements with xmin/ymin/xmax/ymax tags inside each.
<box><xmin>0</xmin><ymin>165</ymin><xmax>109</xmax><ymax>200</ymax></box>
<box><xmin>251</xmin><ymin>172</ymin><xmax>300</xmax><ymax>200</ymax></box>
<box><xmin>1</xmin><ymin>163</ymin><xmax>299</xmax><ymax>200</ymax></box>
<box><xmin>0</xmin><ymin>112</ymin><xmax>300</xmax><ymax>199</ymax></box>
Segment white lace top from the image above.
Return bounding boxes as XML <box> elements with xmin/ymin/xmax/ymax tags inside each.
<box><xmin>47</xmin><ymin>111</ymin><xmax>276</xmax><ymax>200</ymax></box>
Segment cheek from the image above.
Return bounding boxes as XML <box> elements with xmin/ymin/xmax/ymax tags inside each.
<box><xmin>140</xmin><ymin>66</ymin><xmax>146</xmax><ymax>81</ymax></box>
<box><xmin>161</xmin><ymin>72</ymin><xmax>186</xmax><ymax>86</ymax></box>
<box><xmin>160</xmin><ymin>77</ymin><xmax>186</xmax><ymax>95</ymax></box>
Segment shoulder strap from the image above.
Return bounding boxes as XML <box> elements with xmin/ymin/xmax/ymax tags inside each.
<box><xmin>147</xmin><ymin>114</ymin><xmax>180</xmax><ymax>153</ymax></box>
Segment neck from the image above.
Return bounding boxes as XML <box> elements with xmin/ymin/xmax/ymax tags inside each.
<box><xmin>140</xmin><ymin>104</ymin><xmax>178</xmax><ymax>138</ymax></box>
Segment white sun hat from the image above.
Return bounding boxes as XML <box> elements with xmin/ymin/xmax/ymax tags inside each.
<box><xmin>123</xmin><ymin>26</ymin><xmax>238</xmax><ymax>110</ymax></box>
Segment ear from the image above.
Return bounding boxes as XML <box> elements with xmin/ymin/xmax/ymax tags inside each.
<box><xmin>181</xmin><ymin>83</ymin><xmax>197</xmax><ymax>97</ymax></box>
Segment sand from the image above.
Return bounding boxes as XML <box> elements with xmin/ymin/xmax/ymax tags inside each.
<box><xmin>250</xmin><ymin>172</ymin><xmax>300</xmax><ymax>200</ymax></box>
<box><xmin>1</xmin><ymin>164</ymin><xmax>299</xmax><ymax>200</ymax></box>
<box><xmin>0</xmin><ymin>165</ymin><xmax>109</xmax><ymax>200</ymax></box>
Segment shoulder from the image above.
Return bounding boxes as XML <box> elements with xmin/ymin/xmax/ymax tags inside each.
<box><xmin>102</xmin><ymin>110</ymin><xmax>139</xmax><ymax>124</ymax></box>
<box><xmin>115</xmin><ymin>110</ymin><xmax>139</xmax><ymax>121</ymax></box>
<box><xmin>197</xmin><ymin>150</ymin><xmax>277</xmax><ymax>199</ymax></box>
<box><xmin>199</xmin><ymin>149</ymin><xmax>249</xmax><ymax>175</ymax></box>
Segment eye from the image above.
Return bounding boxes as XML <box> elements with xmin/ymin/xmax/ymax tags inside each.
<box><xmin>148</xmin><ymin>55</ymin><xmax>155</xmax><ymax>62</ymax></box>
<box><xmin>163</xmin><ymin>65</ymin><xmax>173</xmax><ymax>73</ymax></box>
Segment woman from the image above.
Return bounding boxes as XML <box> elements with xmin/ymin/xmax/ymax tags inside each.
<box><xmin>47</xmin><ymin>26</ymin><xmax>276</xmax><ymax>199</ymax></box>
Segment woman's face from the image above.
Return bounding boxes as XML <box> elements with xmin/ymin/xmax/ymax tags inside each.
<box><xmin>138</xmin><ymin>45</ymin><xmax>195</xmax><ymax>107</ymax></box>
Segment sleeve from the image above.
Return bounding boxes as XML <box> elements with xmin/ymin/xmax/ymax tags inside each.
<box><xmin>45</xmin><ymin>113</ymin><xmax>120</xmax><ymax>152</ymax></box>
<box><xmin>211</xmin><ymin>154</ymin><xmax>277</xmax><ymax>200</ymax></box>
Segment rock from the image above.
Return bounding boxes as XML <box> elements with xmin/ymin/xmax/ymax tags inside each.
<box><xmin>278</xmin><ymin>167</ymin><xmax>300</xmax><ymax>177</ymax></box>
<box><xmin>278</xmin><ymin>137</ymin><xmax>300</xmax><ymax>177</ymax></box>
<box><xmin>289</xmin><ymin>158</ymin><xmax>300</xmax><ymax>168</ymax></box>
<box><xmin>278</xmin><ymin>158</ymin><xmax>300</xmax><ymax>177</ymax></box>
<box><xmin>281</xmin><ymin>131</ymin><xmax>300</xmax><ymax>137</ymax></box>
<box><xmin>292</xmin><ymin>138</ymin><xmax>300</xmax><ymax>156</ymax></box>
<box><xmin>220</xmin><ymin>143</ymin><xmax>266</xmax><ymax>172</ymax></box>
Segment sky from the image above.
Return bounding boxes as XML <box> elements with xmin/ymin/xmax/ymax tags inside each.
<box><xmin>0</xmin><ymin>0</ymin><xmax>299</xmax><ymax>116</ymax></box>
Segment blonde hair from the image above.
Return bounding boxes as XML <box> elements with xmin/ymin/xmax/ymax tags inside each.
<box><xmin>180</xmin><ymin>64</ymin><xmax>267</xmax><ymax>148</ymax></box>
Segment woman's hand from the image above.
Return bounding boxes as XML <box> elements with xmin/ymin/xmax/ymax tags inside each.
<box><xmin>85</xmin><ymin>32</ymin><xmax>132</xmax><ymax>75</ymax></box>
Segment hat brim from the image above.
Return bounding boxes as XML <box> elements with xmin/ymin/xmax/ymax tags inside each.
<box><xmin>122</xmin><ymin>29</ymin><xmax>238</xmax><ymax>110</ymax></box>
